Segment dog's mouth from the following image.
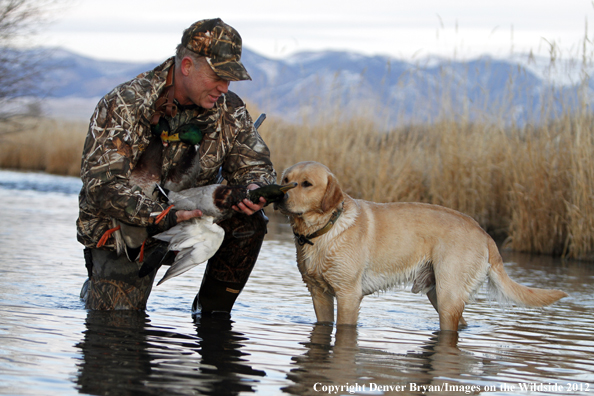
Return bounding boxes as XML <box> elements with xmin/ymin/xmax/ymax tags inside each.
<box><xmin>273</xmin><ymin>201</ymin><xmax>302</xmax><ymax>217</ymax></box>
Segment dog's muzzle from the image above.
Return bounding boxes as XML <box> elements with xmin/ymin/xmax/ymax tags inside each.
<box><xmin>274</xmin><ymin>199</ymin><xmax>301</xmax><ymax>217</ymax></box>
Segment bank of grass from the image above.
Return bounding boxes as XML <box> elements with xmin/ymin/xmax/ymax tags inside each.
<box><xmin>0</xmin><ymin>118</ymin><xmax>87</xmax><ymax>176</ymax></box>
<box><xmin>257</xmin><ymin>110</ymin><xmax>594</xmax><ymax>260</ymax></box>
<box><xmin>1</xmin><ymin>93</ymin><xmax>593</xmax><ymax>261</ymax></box>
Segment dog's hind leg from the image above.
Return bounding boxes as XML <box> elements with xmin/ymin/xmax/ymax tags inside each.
<box><xmin>432</xmin><ymin>261</ymin><xmax>468</xmax><ymax>331</ymax></box>
<box><xmin>310</xmin><ymin>286</ymin><xmax>335</xmax><ymax>324</ymax></box>
<box><xmin>436</xmin><ymin>296</ymin><xmax>465</xmax><ymax>332</ymax></box>
<box><xmin>416</xmin><ymin>263</ymin><xmax>467</xmax><ymax>328</ymax></box>
<box><xmin>427</xmin><ymin>287</ymin><xmax>467</xmax><ymax>328</ymax></box>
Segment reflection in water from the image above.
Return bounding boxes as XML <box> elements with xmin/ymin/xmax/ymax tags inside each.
<box><xmin>75</xmin><ymin>311</ymin><xmax>153</xmax><ymax>395</ymax></box>
<box><xmin>284</xmin><ymin>325</ymin><xmax>493</xmax><ymax>395</ymax></box>
<box><xmin>284</xmin><ymin>325</ymin><xmax>366</xmax><ymax>395</ymax></box>
<box><xmin>75</xmin><ymin>311</ymin><xmax>264</xmax><ymax>396</ymax></box>
<box><xmin>193</xmin><ymin>314</ymin><xmax>266</xmax><ymax>395</ymax></box>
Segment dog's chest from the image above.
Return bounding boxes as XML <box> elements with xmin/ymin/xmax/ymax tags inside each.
<box><xmin>297</xmin><ymin>247</ymin><xmax>335</xmax><ymax>293</ymax></box>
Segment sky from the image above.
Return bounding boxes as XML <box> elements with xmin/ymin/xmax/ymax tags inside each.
<box><xmin>39</xmin><ymin>0</ymin><xmax>594</xmax><ymax>63</ymax></box>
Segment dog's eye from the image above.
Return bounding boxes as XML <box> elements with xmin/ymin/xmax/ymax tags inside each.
<box><xmin>302</xmin><ymin>180</ymin><xmax>312</xmax><ymax>188</ymax></box>
<box><xmin>283</xmin><ymin>177</ymin><xmax>289</xmax><ymax>184</ymax></box>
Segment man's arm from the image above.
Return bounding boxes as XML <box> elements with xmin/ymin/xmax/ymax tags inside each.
<box><xmin>221</xmin><ymin>98</ymin><xmax>276</xmax><ymax>185</ymax></box>
<box><xmin>80</xmin><ymin>91</ymin><xmax>171</xmax><ymax>228</ymax></box>
<box><xmin>219</xmin><ymin>97</ymin><xmax>276</xmax><ymax>215</ymax></box>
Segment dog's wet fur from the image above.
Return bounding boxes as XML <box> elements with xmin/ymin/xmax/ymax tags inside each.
<box><xmin>275</xmin><ymin>161</ymin><xmax>568</xmax><ymax>331</ymax></box>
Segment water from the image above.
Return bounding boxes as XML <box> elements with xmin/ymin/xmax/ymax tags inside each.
<box><xmin>0</xmin><ymin>169</ymin><xmax>593</xmax><ymax>396</ymax></box>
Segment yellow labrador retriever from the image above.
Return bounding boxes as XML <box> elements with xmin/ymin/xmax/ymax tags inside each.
<box><xmin>275</xmin><ymin>161</ymin><xmax>568</xmax><ymax>331</ymax></box>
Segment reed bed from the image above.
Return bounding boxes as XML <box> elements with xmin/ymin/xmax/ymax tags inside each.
<box><xmin>258</xmin><ymin>108</ymin><xmax>594</xmax><ymax>260</ymax></box>
<box><xmin>1</xmin><ymin>86</ymin><xmax>594</xmax><ymax>260</ymax></box>
<box><xmin>0</xmin><ymin>118</ymin><xmax>87</xmax><ymax>176</ymax></box>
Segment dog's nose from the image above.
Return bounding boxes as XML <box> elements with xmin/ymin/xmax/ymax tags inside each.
<box><xmin>273</xmin><ymin>182</ymin><xmax>295</xmax><ymax>208</ymax></box>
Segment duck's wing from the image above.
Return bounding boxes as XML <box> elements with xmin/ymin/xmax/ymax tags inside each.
<box><xmin>154</xmin><ymin>216</ymin><xmax>225</xmax><ymax>285</ymax></box>
<box><xmin>166</xmin><ymin>184</ymin><xmax>221</xmax><ymax>212</ymax></box>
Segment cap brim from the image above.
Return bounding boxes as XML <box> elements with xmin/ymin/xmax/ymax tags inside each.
<box><xmin>206</xmin><ymin>57</ymin><xmax>252</xmax><ymax>81</ymax></box>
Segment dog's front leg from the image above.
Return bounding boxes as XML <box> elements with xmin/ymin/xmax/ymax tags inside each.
<box><xmin>335</xmin><ymin>291</ymin><xmax>363</xmax><ymax>326</ymax></box>
<box><xmin>310</xmin><ymin>286</ymin><xmax>334</xmax><ymax>324</ymax></box>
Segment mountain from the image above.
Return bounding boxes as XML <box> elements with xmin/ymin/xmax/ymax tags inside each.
<box><xmin>31</xmin><ymin>47</ymin><xmax>592</xmax><ymax>126</ymax></box>
<box><xmin>45</xmin><ymin>48</ymin><xmax>158</xmax><ymax>98</ymax></box>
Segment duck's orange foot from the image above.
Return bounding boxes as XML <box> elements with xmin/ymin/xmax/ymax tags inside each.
<box><xmin>96</xmin><ymin>225</ymin><xmax>121</xmax><ymax>248</ymax></box>
<box><xmin>154</xmin><ymin>205</ymin><xmax>175</xmax><ymax>224</ymax></box>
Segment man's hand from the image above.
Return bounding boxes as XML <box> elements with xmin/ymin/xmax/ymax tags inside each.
<box><xmin>176</xmin><ymin>209</ymin><xmax>203</xmax><ymax>223</ymax></box>
<box><xmin>233</xmin><ymin>184</ymin><xmax>266</xmax><ymax>215</ymax></box>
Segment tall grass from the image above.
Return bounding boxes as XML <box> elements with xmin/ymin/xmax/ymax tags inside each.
<box><xmin>257</xmin><ymin>101</ymin><xmax>594</xmax><ymax>260</ymax></box>
<box><xmin>1</xmin><ymin>58</ymin><xmax>594</xmax><ymax>260</ymax></box>
<box><xmin>0</xmin><ymin>118</ymin><xmax>87</xmax><ymax>176</ymax></box>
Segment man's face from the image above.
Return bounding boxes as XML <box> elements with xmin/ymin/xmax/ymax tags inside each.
<box><xmin>181</xmin><ymin>57</ymin><xmax>230</xmax><ymax>109</ymax></box>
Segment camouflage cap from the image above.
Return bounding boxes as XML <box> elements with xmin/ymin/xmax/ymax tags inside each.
<box><xmin>181</xmin><ymin>18</ymin><xmax>251</xmax><ymax>81</ymax></box>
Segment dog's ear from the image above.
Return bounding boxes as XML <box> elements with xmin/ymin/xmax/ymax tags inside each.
<box><xmin>321</xmin><ymin>173</ymin><xmax>343</xmax><ymax>212</ymax></box>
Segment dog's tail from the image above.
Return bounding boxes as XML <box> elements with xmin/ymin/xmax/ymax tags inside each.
<box><xmin>486</xmin><ymin>238</ymin><xmax>568</xmax><ymax>307</ymax></box>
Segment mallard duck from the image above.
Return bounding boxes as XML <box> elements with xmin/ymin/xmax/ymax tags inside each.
<box><xmin>139</xmin><ymin>182</ymin><xmax>298</xmax><ymax>284</ymax></box>
<box><xmin>95</xmin><ymin>136</ymin><xmax>164</xmax><ymax>259</ymax></box>
<box><xmin>160</xmin><ymin>182</ymin><xmax>298</xmax><ymax>220</ymax></box>
<box><xmin>98</xmin><ymin>113</ymin><xmax>289</xmax><ymax>280</ymax></box>
<box><xmin>152</xmin><ymin>215</ymin><xmax>224</xmax><ymax>285</ymax></box>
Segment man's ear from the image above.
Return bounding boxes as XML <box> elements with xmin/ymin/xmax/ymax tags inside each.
<box><xmin>180</xmin><ymin>56</ymin><xmax>194</xmax><ymax>76</ymax></box>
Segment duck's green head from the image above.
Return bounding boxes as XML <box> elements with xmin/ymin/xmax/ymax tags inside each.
<box><xmin>152</xmin><ymin>120</ymin><xmax>204</xmax><ymax>146</ymax></box>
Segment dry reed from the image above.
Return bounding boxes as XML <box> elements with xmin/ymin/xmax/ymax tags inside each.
<box><xmin>1</xmin><ymin>65</ymin><xmax>594</xmax><ymax>260</ymax></box>
<box><xmin>258</xmin><ymin>104</ymin><xmax>594</xmax><ymax>260</ymax></box>
<box><xmin>0</xmin><ymin>118</ymin><xmax>87</xmax><ymax>176</ymax></box>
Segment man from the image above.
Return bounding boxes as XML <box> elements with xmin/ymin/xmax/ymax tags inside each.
<box><xmin>77</xmin><ymin>18</ymin><xmax>276</xmax><ymax>313</ymax></box>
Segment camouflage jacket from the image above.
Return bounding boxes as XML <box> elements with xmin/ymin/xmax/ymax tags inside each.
<box><xmin>77</xmin><ymin>58</ymin><xmax>276</xmax><ymax>250</ymax></box>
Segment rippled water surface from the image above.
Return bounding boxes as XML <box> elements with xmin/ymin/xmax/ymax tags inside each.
<box><xmin>1</xmin><ymin>170</ymin><xmax>593</xmax><ymax>396</ymax></box>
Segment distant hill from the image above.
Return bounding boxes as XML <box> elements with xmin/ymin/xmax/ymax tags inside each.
<box><xmin>32</xmin><ymin>47</ymin><xmax>592</xmax><ymax>126</ymax></box>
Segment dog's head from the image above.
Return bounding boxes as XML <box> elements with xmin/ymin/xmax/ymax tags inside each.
<box><xmin>274</xmin><ymin>162</ymin><xmax>343</xmax><ymax>220</ymax></box>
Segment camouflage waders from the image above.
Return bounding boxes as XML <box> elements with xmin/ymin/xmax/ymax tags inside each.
<box><xmin>81</xmin><ymin>211</ymin><xmax>267</xmax><ymax>313</ymax></box>
<box><xmin>194</xmin><ymin>210</ymin><xmax>267</xmax><ymax>314</ymax></box>
<box><xmin>81</xmin><ymin>246</ymin><xmax>160</xmax><ymax>310</ymax></box>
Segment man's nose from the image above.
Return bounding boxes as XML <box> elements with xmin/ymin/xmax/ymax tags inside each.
<box><xmin>218</xmin><ymin>80</ymin><xmax>230</xmax><ymax>93</ymax></box>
